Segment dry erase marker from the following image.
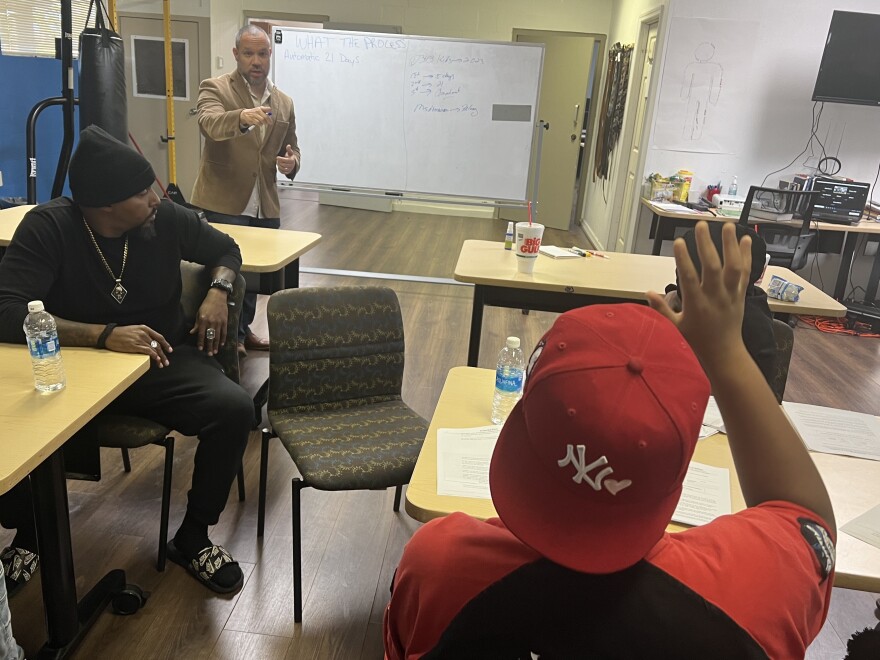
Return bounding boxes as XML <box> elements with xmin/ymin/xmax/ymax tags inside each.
<box><xmin>569</xmin><ymin>247</ymin><xmax>589</xmax><ymax>257</ymax></box>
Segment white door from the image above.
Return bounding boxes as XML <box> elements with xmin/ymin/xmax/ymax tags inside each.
<box><xmin>503</xmin><ymin>32</ymin><xmax>596</xmax><ymax>230</ymax></box>
<box><xmin>613</xmin><ymin>24</ymin><xmax>658</xmax><ymax>252</ymax></box>
<box><xmin>119</xmin><ymin>15</ymin><xmax>202</xmax><ymax>198</ymax></box>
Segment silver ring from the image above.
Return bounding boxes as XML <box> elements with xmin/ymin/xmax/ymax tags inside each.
<box><xmin>205</xmin><ymin>328</ymin><xmax>216</xmax><ymax>340</ymax></box>
<box><xmin>150</xmin><ymin>340</ymin><xmax>159</xmax><ymax>349</ymax></box>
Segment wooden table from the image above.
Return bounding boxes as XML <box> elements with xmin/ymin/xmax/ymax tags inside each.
<box><xmin>406</xmin><ymin>367</ymin><xmax>880</xmax><ymax>592</ymax></box>
<box><xmin>212</xmin><ymin>223</ymin><xmax>321</xmax><ymax>295</ymax></box>
<box><xmin>0</xmin><ymin>205</ymin><xmax>322</xmax><ymax>296</ymax></box>
<box><xmin>641</xmin><ymin>197</ymin><xmax>880</xmax><ymax>301</ymax></box>
<box><xmin>454</xmin><ymin>239</ymin><xmax>847</xmax><ymax>367</ymax></box>
<box><xmin>0</xmin><ymin>345</ymin><xmax>149</xmax><ymax>657</ymax></box>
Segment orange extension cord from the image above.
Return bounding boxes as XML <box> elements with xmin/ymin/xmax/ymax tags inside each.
<box><xmin>797</xmin><ymin>315</ymin><xmax>880</xmax><ymax>338</ymax></box>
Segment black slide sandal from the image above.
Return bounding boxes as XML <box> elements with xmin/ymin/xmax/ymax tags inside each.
<box><xmin>166</xmin><ymin>540</ymin><xmax>243</xmax><ymax>594</ymax></box>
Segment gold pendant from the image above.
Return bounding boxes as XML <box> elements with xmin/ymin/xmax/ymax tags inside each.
<box><xmin>111</xmin><ymin>281</ymin><xmax>128</xmax><ymax>304</ymax></box>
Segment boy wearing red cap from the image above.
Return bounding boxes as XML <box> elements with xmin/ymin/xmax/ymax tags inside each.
<box><xmin>383</xmin><ymin>222</ymin><xmax>835</xmax><ymax>659</ymax></box>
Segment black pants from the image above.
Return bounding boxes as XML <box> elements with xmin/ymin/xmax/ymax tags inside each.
<box><xmin>0</xmin><ymin>344</ymin><xmax>252</xmax><ymax>544</ymax></box>
<box><xmin>203</xmin><ymin>210</ymin><xmax>281</xmax><ymax>342</ymax></box>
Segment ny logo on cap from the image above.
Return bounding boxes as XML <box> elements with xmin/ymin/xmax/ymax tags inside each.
<box><xmin>558</xmin><ymin>445</ymin><xmax>631</xmax><ymax>495</ymax></box>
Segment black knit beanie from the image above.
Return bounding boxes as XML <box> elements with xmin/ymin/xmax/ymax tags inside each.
<box><xmin>680</xmin><ymin>222</ymin><xmax>768</xmax><ymax>286</ymax></box>
<box><xmin>69</xmin><ymin>125</ymin><xmax>155</xmax><ymax>207</ymax></box>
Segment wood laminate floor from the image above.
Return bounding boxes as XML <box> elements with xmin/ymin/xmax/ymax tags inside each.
<box><xmin>6</xmin><ymin>191</ymin><xmax>879</xmax><ymax>658</ymax></box>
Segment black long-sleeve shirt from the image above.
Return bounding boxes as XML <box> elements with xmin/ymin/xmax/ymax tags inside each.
<box><xmin>0</xmin><ymin>198</ymin><xmax>242</xmax><ymax>346</ymax></box>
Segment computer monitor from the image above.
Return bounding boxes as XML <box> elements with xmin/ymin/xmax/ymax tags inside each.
<box><xmin>811</xmin><ymin>178</ymin><xmax>869</xmax><ymax>224</ymax></box>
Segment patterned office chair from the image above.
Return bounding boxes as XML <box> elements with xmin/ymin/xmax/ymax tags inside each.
<box><xmin>256</xmin><ymin>286</ymin><xmax>427</xmax><ymax>622</ymax></box>
<box><xmin>79</xmin><ymin>263</ymin><xmax>247</xmax><ymax>571</ymax></box>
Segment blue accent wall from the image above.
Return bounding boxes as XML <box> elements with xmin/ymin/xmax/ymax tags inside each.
<box><xmin>0</xmin><ymin>54</ymin><xmax>78</xmax><ymax>202</ymax></box>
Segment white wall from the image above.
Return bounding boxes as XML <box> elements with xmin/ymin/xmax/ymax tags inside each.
<box><xmin>645</xmin><ymin>0</ymin><xmax>880</xmax><ymax>201</ymax></box>
<box><xmin>118</xmin><ymin>0</ymin><xmax>209</xmax><ymax>18</ymax></box>
<box><xmin>580</xmin><ymin>0</ymin><xmax>666</xmax><ymax>250</ymax></box>
<box><xmin>632</xmin><ymin>0</ymin><xmax>880</xmax><ymax>297</ymax></box>
<box><xmin>208</xmin><ymin>0</ymin><xmax>614</xmax><ymax>76</ymax></box>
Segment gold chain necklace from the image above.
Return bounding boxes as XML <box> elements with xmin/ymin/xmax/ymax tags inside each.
<box><xmin>82</xmin><ymin>218</ymin><xmax>129</xmax><ymax>303</ymax></box>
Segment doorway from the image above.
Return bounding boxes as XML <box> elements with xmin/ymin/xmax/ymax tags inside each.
<box><xmin>119</xmin><ymin>13</ymin><xmax>209</xmax><ymax>199</ymax></box>
<box><xmin>610</xmin><ymin>11</ymin><xmax>662</xmax><ymax>253</ymax></box>
<box><xmin>502</xmin><ymin>30</ymin><xmax>603</xmax><ymax>231</ymax></box>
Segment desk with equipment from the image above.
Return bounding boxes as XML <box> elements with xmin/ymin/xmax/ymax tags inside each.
<box><xmin>405</xmin><ymin>367</ymin><xmax>880</xmax><ymax>592</ymax></box>
<box><xmin>640</xmin><ymin>197</ymin><xmax>880</xmax><ymax>302</ymax></box>
<box><xmin>454</xmin><ymin>239</ymin><xmax>846</xmax><ymax>367</ymax></box>
<box><xmin>0</xmin><ymin>345</ymin><xmax>149</xmax><ymax>657</ymax></box>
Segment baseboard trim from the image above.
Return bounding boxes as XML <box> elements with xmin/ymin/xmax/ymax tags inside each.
<box><xmin>391</xmin><ymin>200</ymin><xmax>497</xmax><ymax>218</ymax></box>
<box><xmin>300</xmin><ymin>267</ymin><xmax>468</xmax><ymax>286</ymax></box>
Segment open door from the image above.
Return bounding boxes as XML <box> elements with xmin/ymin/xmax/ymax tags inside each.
<box><xmin>503</xmin><ymin>31</ymin><xmax>601</xmax><ymax>230</ymax></box>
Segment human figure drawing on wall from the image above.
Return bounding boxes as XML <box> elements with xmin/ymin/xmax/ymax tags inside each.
<box><xmin>681</xmin><ymin>42</ymin><xmax>723</xmax><ymax>140</ymax></box>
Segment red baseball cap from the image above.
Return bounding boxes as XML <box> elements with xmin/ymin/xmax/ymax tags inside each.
<box><xmin>489</xmin><ymin>303</ymin><xmax>710</xmax><ymax>574</ymax></box>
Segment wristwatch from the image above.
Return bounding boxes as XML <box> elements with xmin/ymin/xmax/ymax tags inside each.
<box><xmin>209</xmin><ymin>278</ymin><xmax>234</xmax><ymax>296</ymax></box>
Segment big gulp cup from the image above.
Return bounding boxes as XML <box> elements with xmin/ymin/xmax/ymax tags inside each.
<box><xmin>515</xmin><ymin>222</ymin><xmax>544</xmax><ymax>274</ymax></box>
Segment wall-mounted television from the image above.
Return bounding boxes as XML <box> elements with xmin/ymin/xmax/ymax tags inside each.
<box><xmin>812</xmin><ymin>10</ymin><xmax>880</xmax><ymax>106</ymax></box>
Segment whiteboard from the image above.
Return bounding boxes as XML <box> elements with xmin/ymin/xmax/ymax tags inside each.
<box><xmin>271</xmin><ymin>28</ymin><xmax>544</xmax><ymax>201</ymax></box>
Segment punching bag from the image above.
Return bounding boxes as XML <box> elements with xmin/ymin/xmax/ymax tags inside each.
<box><xmin>78</xmin><ymin>0</ymin><xmax>128</xmax><ymax>143</ymax></box>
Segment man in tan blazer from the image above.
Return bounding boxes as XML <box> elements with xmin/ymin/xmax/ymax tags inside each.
<box><xmin>191</xmin><ymin>25</ymin><xmax>300</xmax><ymax>357</ymax></box>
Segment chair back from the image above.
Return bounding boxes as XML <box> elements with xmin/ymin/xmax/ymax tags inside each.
<box><xmin>738</xmin><ymin>187</ymin><xmax>820</xmax><ymax>270</ymax></box>
<box><xmin>769</xmin><ymin>318</ymin><xmax>794</xmax><ymax>403</ymax></box>
<box><xmin>266</xmin><ymin>286</ymin><xmax>405</xmax><ymax>413</ymax></box>
<box><xmin>179</xmin><ymin>262</ymin><xmax>246</xmax><ymax>383</ymax></box>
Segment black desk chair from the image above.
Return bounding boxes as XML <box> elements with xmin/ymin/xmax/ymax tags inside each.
<box><xmin>769</xmin><ymin>318</ymin><xmax>794</xmax><ymax>404</ymax></box>
<box><xmin>738</xmin><ymin>187</ymin><xmax>820</xmax><ymax>271</ymax></box>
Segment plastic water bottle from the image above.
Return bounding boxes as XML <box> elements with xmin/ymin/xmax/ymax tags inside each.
<box><xmin>504</xmin><ymin>222</ymin><xmax>514</xmax><ymax>250</ymax></box>
<box><xmin>491</xmin><ymin>336</ymin><xmax>525</xmax><ymax>425</ymax></box>
<box><xmin>729</xmin><ymin>176</ymin><xmax>738</xmax><ymax>197</ymax></box>
<box><xmin>24</xmin><ymin>300</ymin><xmax>66</xmax><ymax>392</ymax></box>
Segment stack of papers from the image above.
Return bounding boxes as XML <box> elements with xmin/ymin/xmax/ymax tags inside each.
<box><xmin>538</xmin><ymin>245</ymin><xmax>580</xmax><ymax>259</ymax></box>
<box><xmin>782</xmin><ymin>402</ymin><xmax>880</xmax><ymax>461</ymax></box>
<box><xmin>436</xmin><ymin>426</ymin><xmax>501</xmax><ymax>499</ymax></box>
<box><xmin>671</xmin><ymin>463</ymin><xmax>732</xmax><ymax>527</ymax></box>
<box><xmin>700</xmin><ymin>396</ymin><xmax>725</xmax><ymax>438</ymax></box>
<box><xmin>841</xmin><ymin>504</ymin><xmax>880</xmax><ymax>550</ymax></box>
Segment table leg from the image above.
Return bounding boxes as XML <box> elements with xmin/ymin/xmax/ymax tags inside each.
<box><xmin>32</xmin><ymin>450</ymin><xmax>130</xmax><ymax>660</ymax></box>
<box><xmin>466</xmin><ymin>285</ymin><xmax>486</xmax><ymax>367</ymax></box>
<box><xmin>834</xmin><ymin>233</ymin><xmax>859</xmax><ymax>301</ymax></box>
<box><xmin>31</xmin><ymin>451</ymin><xmax>77</xmax><ymax>648</ymax></box>
<box><xmin>864</xmin><ymin>238</ymin><xmax>880</xmax><ymax>303</ymax></box>
<box><xmin>284</xmin><ymin>259</ymin><xmax>300</xmax><ymax>289</ymax></box>
<box><xmin>651</xmin><ymin>213</ymin><xmax>665</xmax><ymax>256</ymax></box>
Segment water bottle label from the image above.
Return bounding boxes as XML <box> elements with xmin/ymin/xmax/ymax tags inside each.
<box><xmin>28</xmin><ymin>336</ymin><xmax>60</xmax><ymax>359</ymax></box>
<box><xmin>495</xmin><ymin>368</ymin><xmax>523</xmax><ymax>393</ymax></box>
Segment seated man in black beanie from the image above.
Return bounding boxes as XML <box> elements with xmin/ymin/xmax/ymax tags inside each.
<box><xmin>0</xmin><ymin>125</ymin><xmax>253</xmax><ymax>594</ymax></box>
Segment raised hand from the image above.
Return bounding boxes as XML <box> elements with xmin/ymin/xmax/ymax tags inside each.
<box><xmin>646</xmin><ymin>221</ymin><xmax>751</xmax><ymax>365</ymax></box>
<box><xmin>105</xmin><ymin>324</ymin><xmax>172</xmax><ymax>368</ymax></box>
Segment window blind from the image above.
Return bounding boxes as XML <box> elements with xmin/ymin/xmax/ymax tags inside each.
<box><xmin>0</xmin><ymin>0</ymin><xmax>92</xmax><ymax>58</ymax></box>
